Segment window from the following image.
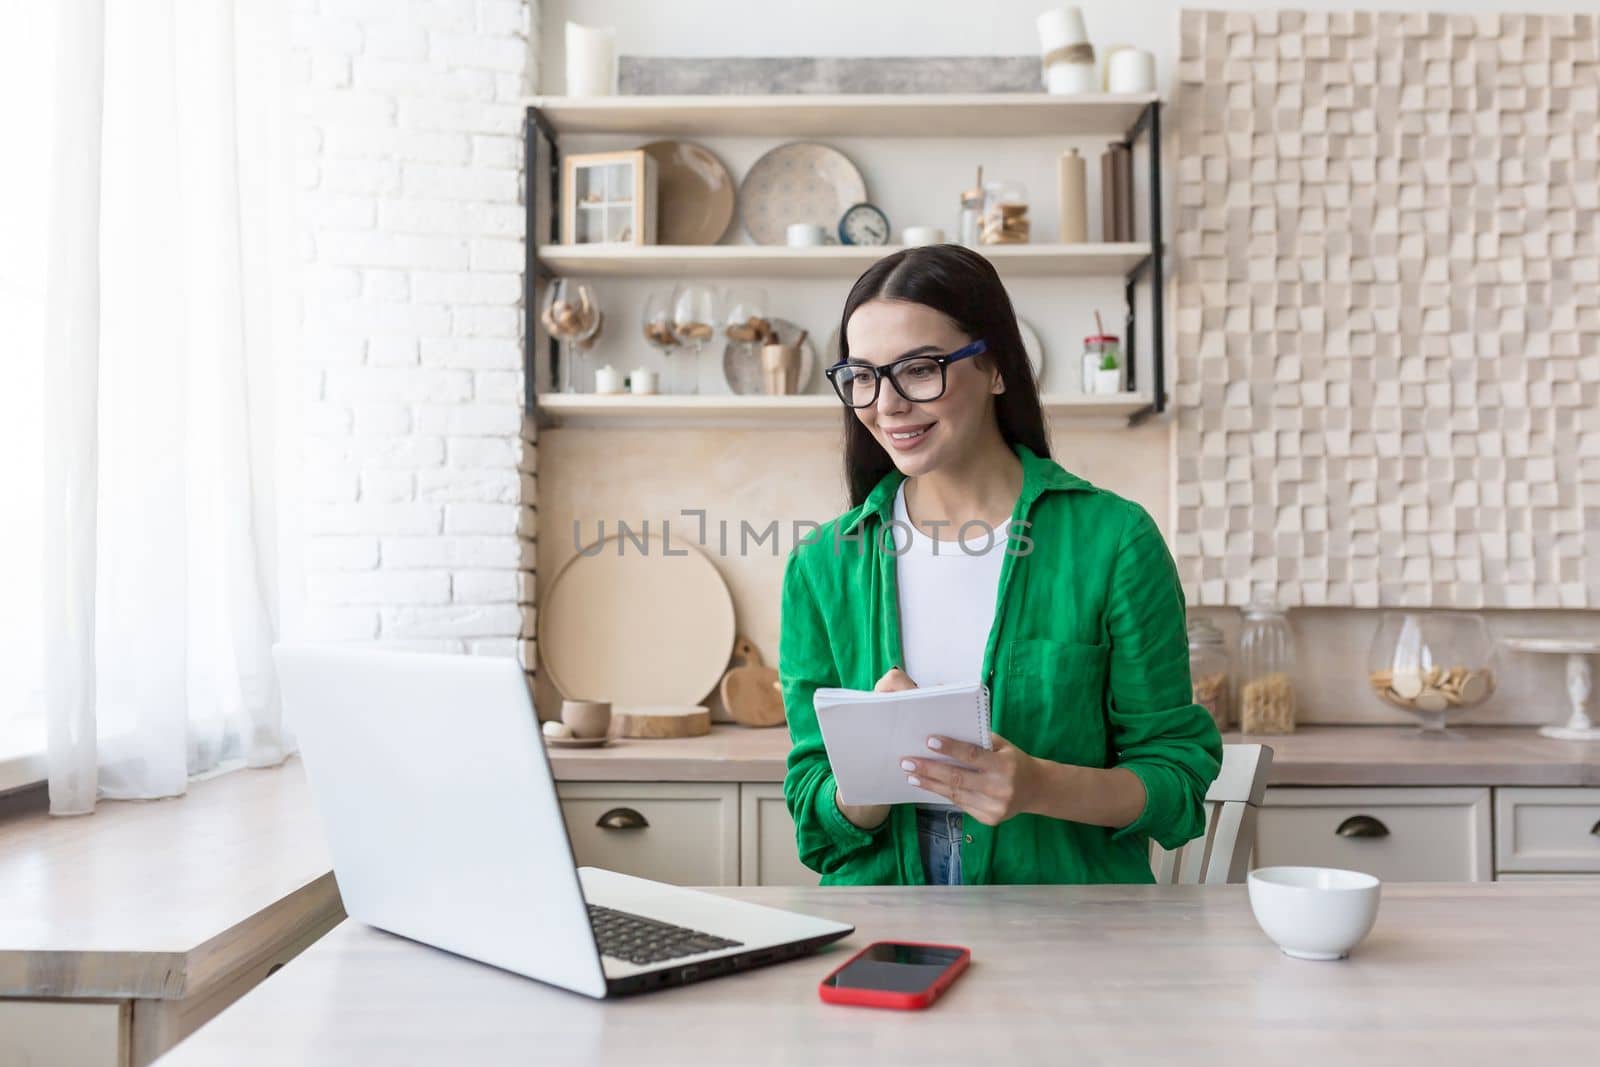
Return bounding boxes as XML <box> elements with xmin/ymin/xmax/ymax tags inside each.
<box><xmin>0</xmin><ymin>9</ymin><xmax>54</xmax><ymax>787</ymax></box>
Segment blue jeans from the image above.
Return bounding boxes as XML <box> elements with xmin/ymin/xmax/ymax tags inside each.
<box><xmin>917</xmin><ymin>807</ymin><xmax>964</xmax><ymax>885</ymax></box>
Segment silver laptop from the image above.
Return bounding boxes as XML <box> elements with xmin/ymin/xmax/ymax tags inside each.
<box><xmin>274</xmin><ymin>644</ymin><xmax>853</xmax><ymax>998</ymax></box>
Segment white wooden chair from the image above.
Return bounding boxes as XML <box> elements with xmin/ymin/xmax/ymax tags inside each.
<box><xmin>1149</xmin><ymin>743</ymin><xmax>1274</xmax><ymax>885</ymax></box>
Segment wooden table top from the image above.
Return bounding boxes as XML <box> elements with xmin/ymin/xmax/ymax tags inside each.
<box><xmin>159</xmin><ymin>881</ymin><xmax>1600</xmax><ymax>1066</ymax></box>
<box><xmin>0</xmin><ymin>760</ymin><xmax>339</xmax><ymax>998</ymax></box>
<box><xmin>549</xmin><ymin>723</ymin><xmax>1600</xmax><ymax>787</ymax></box>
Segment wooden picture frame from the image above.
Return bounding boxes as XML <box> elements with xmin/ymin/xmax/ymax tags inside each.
<box><xmin>561</xmin><ymin>149</ymin><xmax>658</xmax><ymax>246</ymax></box>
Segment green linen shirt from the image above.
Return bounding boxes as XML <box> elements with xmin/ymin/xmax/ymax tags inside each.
<box><xmin>779</xmin><ymin>442</ymin><xmax>1222</xmax><ymax>885</ymax></box>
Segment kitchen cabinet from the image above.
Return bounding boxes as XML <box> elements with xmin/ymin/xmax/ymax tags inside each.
<box><xmin>557</xmin><ymin>782</ymin><xmax>740</xmax><ymax>886</ymax></box>
<box><xmin>561</xmin><ymin>782</ymin><xmax>1600</xmax><ymax>888</ymax></box>
<box><xmin>1255</xmin><ymin>787</ymin><xmax>1493</xmax><ymax>882</ymax></box>
<box><xmin>549</xmin><ymin>727</ymin><xmax>1600</xmax><ymax>887</ymax></box>
<box><xmin>1494</xmin><ymin>787</ymin><xmax>1600</xmax><ymax>874</ymax></box>
<box><xmin>739</xmin><ymin>783</ymin><xmax>815</xmax><ymax>887</ymax></box>
<box><xmin>556</xmin><ymin>782</ymin><xmax>811</xmax><ymax>888</ymax></box>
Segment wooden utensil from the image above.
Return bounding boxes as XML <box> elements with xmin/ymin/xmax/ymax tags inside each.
<box><xmin>719</xmin><ymin>635</ymin><xmax>786</xmax><ymax>728</ymax></box>
<box><xmin>611</xmin><ymin>705</ymin><xmax>712</xmax><ymax>739</ymax></box>
<box><xmin>723</xmin><ymin>316</ymin><xmax>816</xmax><ymax>395</ymax></box>
<box><xmin>760</xmin><ymin>342</ymin><xmax>800</xmax><ymax>395</ymax></box>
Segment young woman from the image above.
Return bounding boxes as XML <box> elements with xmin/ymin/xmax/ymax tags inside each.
<box><xmin>779</xmin><ymin>245</ymin><xmax>1221</xmax><ymax>886</ymax></box>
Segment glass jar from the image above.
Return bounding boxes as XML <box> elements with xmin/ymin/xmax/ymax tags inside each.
<box><xmin>1367</xmin><ymin>611</ymin><xmax>1497</xmax><ymax>736</ymax></box>
<box><xmin>957</xmin><ymin>184</ymin><xmax>983</xmax><ymax>248</ymax></box>
<box><xmin>1188</xmin><ymin>617</ymin><xmax>1232</xmax><ymax>731</ymax></box>
<box><xmin>1082</xmin><ymin>333</ymin><xmax>1121</xmax><ymax>394</ymax></box>
<box><xmin>979</xmin><ymin>179</ymin><xmax>1029</xmax><ymax>244</ymax></box>
<box><xmin>1238</xmin><ymin>601</ymin><xmax>1296</xmax><ymax>734</ymax></box>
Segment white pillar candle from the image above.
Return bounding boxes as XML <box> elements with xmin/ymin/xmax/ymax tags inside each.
<box><xmin>1045</xmin><ymin>62</ymin><xmax>1098</xmax><ymax>94</ymax></box>
<box><xmin>593</xmin><ymin>364</ymin><xmax>622</xmax><ymax>394</ymax></box>
<box><xmin>565</xmin><ymin>22</ymin><xmax>616</xmax><ymax>98</ymax></box>
<box><xmin>1036</xmin><ymin>7</ymin><xmax>1089</xmax><ymax>52</ymax></box>
<box><xmin>1106</xmin><ymin>47</ymin><xmax>1157</xmax><ymax>93</ymax></box>
<box><xmin>1037</xmin><ymin>7</ymin><xmax>1094</xmax><ymax>95</ymax></box>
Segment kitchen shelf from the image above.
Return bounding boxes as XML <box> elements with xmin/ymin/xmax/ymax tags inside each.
<box><xmin>537</xmin><ymin>392</ymin><xmax>1154</xmax><ymax>428</ymax></box>
<box><xmin>537</xmin><ymin>242</ymin><xmax>1152</xmax><ymax>279</ymax></box>
<box><xmin>523</xmin><ymin>94</ymin><xmax>1168</xmax><ymax>425</ymax></box>
<box><xmin>522</xmin><ymin>93</ymin><xmax>1160</xmax><ymax>138</ymax></box>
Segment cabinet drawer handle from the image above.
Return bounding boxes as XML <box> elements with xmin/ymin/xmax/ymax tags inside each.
<box><xmin>1335</xmin><ymin>815</ymin><xmax>1390</xmax><ymax>839</ymax></box>
<box><xmin>597</xmin><ymin>807</ymin><xmax>649</xmax><ymax>831</ymax></box>
<box><xmin>1590</xmin><ymin>818</ymin><xmax>1600</xmax><ymax>838</ymax></box>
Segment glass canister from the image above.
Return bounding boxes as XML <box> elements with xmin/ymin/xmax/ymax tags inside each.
<box><xmin>1188</xmin><ymin>617</ymin><xmax>1232</xmax><ymax>731</ymax></box>
<box><xmin>957</xmin><ymin>181</ymin><xmax>983</xmax><ymax>248</ymax></box>
<box><xmin>1081</xmin><ymin>332</ymin><xmax>1121</xmax><ymax>394</ymax></box>
<box><xmin>979</xmin><ymin>179</ymin><xmax>1030</xmax><ymax>244</ymax></box>
<box><xmin>1238</xmin><ymin>601</ymin><xmax>1297</xmax><ymax>734</ymax></box>
<box><xmin>1367</xmin><ymin>611</ymin><xmax>1498</xmax><ymax>736</ymax></box>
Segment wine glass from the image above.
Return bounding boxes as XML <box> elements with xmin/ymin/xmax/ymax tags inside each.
<box><xmin>642</xmin><ymin>288</ymin><xmax>679</xmax><ymax>370</ymax></box>
<box><xmin>723</xmin><ymin>287</ymin><xmax>769</xmax><ymax>343</ymax></box>
<box><xmin>722</xmin><ymin>286</ymin><xmax>770</xmax><ymax>396</ymax></box>
<box><xmin>669</xmin><ymin>283</ymin><xmax>717</xmax><ymax>395</ymax></box>
<box><xmin>541</xmin><ymin>279</ymin><xmax>601</xmax><ymax>393</ymax></box>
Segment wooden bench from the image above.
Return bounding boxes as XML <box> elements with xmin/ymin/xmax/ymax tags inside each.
<box><xmin>0</xmin><ymin>759</ymin><xmax>342</xmax><ymax>1066</ymax></box>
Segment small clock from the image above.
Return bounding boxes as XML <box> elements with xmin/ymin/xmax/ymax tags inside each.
<box><xmin>838</xmin><ymin>202</ymin><xmax>890</xmax><ymax>247</ymax></box>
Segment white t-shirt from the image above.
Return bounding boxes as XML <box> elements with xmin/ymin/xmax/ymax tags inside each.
<box><xmin>889</xmin><ymin>481</ymin><xmax>1008</xmax><ymax>810</ymax></box>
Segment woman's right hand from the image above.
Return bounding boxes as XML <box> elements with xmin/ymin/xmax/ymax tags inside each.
<box><xmin>833</xmin><ymin>667</ymin><xmax>917</xmax><ymax>830</ymax></box>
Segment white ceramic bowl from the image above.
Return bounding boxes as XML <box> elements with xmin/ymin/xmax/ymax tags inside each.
<box><xmin>1247</xmin><ymin>866</ymin><xmax>1381</xmax><ymax>960</ymax></box>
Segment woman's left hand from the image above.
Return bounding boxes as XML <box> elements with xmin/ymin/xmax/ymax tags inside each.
<box><xmin>901</xmin><ymin>733</ymin><xmax>1042</xmax><ymax>826</ymax></box>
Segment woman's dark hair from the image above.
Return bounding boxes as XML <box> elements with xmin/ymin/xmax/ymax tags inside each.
<box><xmin>836</xmin><ymin>244</ymin><xmax>1050</xmax><ymax>506</ymax></box>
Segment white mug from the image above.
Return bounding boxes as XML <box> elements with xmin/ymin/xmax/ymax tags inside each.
<box><xmin>627</xmin><ymin>367</ymin><xmax>657</xmax><ymax>395</ymax></box>
<box><xmin>786</xmin><ymin>223</ymin><xmax>828</xmax><ymax>247</ymax></box>
<box><xmin>901</xmin><ymin>226</ymin><xmax>945</xmax><ymax>246</ymax></box>
<box><xmin>1105</xmin><ymin>47</ymin><xmax>1156</xmax><ymax>94</ymax></box>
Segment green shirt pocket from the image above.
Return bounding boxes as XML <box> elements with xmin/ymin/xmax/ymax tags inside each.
<box><xmin>1002</xmin><ymin>639</ymin><xmax>1111</xmax><ymax>767</ymax></box>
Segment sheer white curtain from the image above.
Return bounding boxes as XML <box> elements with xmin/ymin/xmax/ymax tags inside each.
<box><xmin>24</xmin><ymin>0</ymin><xmax>300</xmax><ymax>814</ymax></box>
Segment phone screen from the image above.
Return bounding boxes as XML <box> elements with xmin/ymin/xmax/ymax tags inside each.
<box><xmin>821</xmin><ymin>943</ymin><xmax>965</xmax><ymax>994</ymax></box>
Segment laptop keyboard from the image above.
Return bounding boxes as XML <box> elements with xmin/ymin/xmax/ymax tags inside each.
<box><xmin>588</xmin><ymin>904</ymin><xmax>743</xmax><ymax>966</ymax></box>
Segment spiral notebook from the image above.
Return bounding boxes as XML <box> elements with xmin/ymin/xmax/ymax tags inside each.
<box><xmin>812</xmin><ymin>682</ymin><xmax>992</xmax><ymax>806</ymax></box>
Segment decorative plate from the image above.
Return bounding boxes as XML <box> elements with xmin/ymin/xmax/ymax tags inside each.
<box><xmin>640</xmin><ymin>140</ymin><xmax>734</xmax><ymax>246</ymax></box>
<box><xmin>825</xmin><ymin>317</ymin><xmax>1045</xmax><ymax>386</ymax></box>
<box><xmin>738</xmin><ymin>142</ymin><xmax>867</xmax><ymax>246</ymax></box>
<box><xmin>722</xmin><ymin>317</ymin><xmax>818</xmax><ymax>395</ymax></box>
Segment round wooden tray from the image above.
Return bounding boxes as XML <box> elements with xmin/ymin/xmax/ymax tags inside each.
<box><xmin>540</xmin><ymin>527</ymin><xmax>735</xmax><ymax>709</ymax></box>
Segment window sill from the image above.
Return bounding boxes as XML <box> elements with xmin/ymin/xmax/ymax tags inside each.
<box><xmin>0</xmin><ymin>750</ymin><xmax>45</xmax><ymax>795</ymax></box>
<box><xmin>0</xmin><ymin>720</ymin><xmax>47</xmax><ymax>794</ymax></box>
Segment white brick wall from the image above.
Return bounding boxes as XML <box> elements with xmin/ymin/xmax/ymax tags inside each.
<box><xmin>293</xmin><ymin>0</ymin><xmax>535</xmax><ymax>660</ymax></box>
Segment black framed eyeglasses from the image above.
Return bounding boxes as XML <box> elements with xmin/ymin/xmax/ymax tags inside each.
<box><xmin>824</xmin><ymin>339</ymin><xmax>988</xmax><ymax>409</ymax></box>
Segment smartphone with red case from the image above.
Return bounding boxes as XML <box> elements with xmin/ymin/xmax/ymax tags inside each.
<box><xmin>817</xmin><ymin>941</ymin><xmax>971</xmax><ymax>1010</ymax></box>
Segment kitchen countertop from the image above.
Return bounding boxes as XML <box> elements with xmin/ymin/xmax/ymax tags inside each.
<box><xmin>548</xmin><ymin>723</ymin><xmax>1600</xmax><ymax>787</ymax></box>
<box><xmin>158</xmin><ymin>881</ymin><xmax>1600</xmax><ymax>1066</ymax></box>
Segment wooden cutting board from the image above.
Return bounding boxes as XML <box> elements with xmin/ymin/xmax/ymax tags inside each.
<box><xmin>612</xmin><ymin>705</ymin><xmax>711</xmax><ymax>739</ymax></box>
<box><xmin>539</xmin><ymin>527</ymin><xmax>735</xmax><ymax>709</ymax></box>
<box><xmin>719</xmin><ymin>636</ymin><xmax>786</xmax><ymax>728</ymax></box>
